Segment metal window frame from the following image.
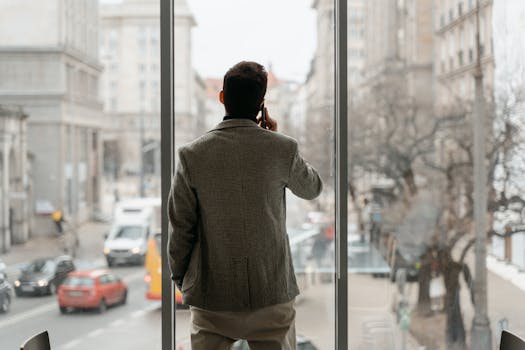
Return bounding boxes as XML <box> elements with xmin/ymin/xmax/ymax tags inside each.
<box><xmin>335</xmin><ymin>1</ymin><xmax>348</xmax><ymax>348</ymax></box>
<box><xmin>160</xmin><ymin>0</ymin><xmax>348</xmax><ymax>348</ymax></box>
<box><xmin>160</xmin><ymin>0</ymin><xmax>174</xmax><ymax>349</ymax></box>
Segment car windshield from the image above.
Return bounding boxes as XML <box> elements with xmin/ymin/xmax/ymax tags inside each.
<box><xmin>63</xmin><ymin>276</ymin><xmax>94</xmax><ymax>287</ymax></box>
<box><xmin>111</xmin><ymin>226</ymin><xmax>145</xmax><ymax>240</ymax></box>
<box><xmin>25</xmin><ymin>260</ymin><xmax>55</xmax><ymax>274</ymax></box>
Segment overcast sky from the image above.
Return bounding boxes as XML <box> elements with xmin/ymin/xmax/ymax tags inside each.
<box><xmin>101</xmin><ymin>0</ymin><xmax>317</xmax><ymax>82</ymax></box>
<box><xmin>188</xmin><ymin>0</ymin><xmax>317</xmax><ymax>82</ymax></box>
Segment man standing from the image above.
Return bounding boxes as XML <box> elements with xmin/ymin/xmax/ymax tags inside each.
<box><xmin>168</xmin><ymin>61</ymin><xmax>322</xmax><ymax>350</ymax></box>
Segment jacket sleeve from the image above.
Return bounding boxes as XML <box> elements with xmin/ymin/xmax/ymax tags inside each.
<box><xmin>287</xmin><ymin>143</ymin><xmax>323</xmax><ymax>200</ymax></box>
<box><xmin>167</xmin><ymin>149</ymin><xmax>198</xmax><ymax>290</ymax></box>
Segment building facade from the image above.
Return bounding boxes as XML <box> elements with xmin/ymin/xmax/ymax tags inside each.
<box><xmin>100</xmin><ymin>0</ymin><xmax>205</xmax><ymax>191</ymax></box>
<box><xmin>0</xmin><ymin>0</ymin><xmax>104</xmax><ymax>235</ymax></box>
<box><xmin>434</xmin><ymin>0</ymin><xmax>494</xmax><ymax>111</ymax></box>
<box><xmin>0</xmin><ymin>105</ymin><xmax>30</xmax><ymax>250</ymax></box>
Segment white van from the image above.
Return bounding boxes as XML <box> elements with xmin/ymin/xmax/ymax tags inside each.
<box><xmin>103</xmin><ymin>198</ymin><xmax>160</xmax><ymax>266</ymax></box>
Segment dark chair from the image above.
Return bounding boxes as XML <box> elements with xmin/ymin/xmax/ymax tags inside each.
<box><xmin>20</xmin><ymin>330</ymin><xmax>51</xmax><ymax>350</ymax></box>
<box><xmin>501</xmin><ymin>330</ymin><xmax>525</xmax><ymax>350</ymax></box>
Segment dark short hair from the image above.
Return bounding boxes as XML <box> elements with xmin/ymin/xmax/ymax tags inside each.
<box><xmin>223</xmin><ymin>61</ymin><xmax>267</xmax><ymax>118</ymax></box>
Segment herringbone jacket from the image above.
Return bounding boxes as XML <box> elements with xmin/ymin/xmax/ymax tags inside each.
<box><xmin>168</xmin><ymin>118</ymin><xmax>322</xmax><ymax>311</ymax></box>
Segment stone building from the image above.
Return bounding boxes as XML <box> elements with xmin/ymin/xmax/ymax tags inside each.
<box><xmin>434</xmin><ymin>0</ymin><xmax>494</xmax><ymax>110</ymax></box>
<box><xmin>0</xmin><ymin>0</ymin><xmax>104</xmax><ymax>235</ymax></box>
<box><xmin>100</xmin><ymin>0</ymin><xmax>205</xmax><ymax>190</ymax></box>
<box><xmin>0</xmin><ymin>105</ymin><xmax>30</xmax><ymax>251</ymax></box>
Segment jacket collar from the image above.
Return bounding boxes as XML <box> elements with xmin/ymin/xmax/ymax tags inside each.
<box><xmin>209</xmin><ymin>118</ymin><xmax>259</xmax><ymax>132</ymax></box>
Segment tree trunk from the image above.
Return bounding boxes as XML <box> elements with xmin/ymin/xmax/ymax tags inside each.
<box><xmin>417</xmin><ymin>249</ymin><xmax>432</xmax><ymax>315</ymax></box>
<box><xmin>442</xmin><ymin>255</ymin><xmax>466</xmax><ymax>349</ymax></box>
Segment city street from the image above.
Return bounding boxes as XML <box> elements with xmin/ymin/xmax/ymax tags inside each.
<box><xmin>1</xmin><ymin>221</ymin><xmax>525</xmax><ymax>349</ymax></box>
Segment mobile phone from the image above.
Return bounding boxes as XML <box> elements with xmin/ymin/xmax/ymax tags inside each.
<box><xmin>261</xmin><ymin>104</ymin><xmax>266</xmax><ymax>129</ymax></box>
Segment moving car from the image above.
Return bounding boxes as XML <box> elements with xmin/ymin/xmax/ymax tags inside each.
<box><xmin>104</xmin><ymin>198</ymin><xmax>160</xmax><ymax>266</ymax></box>
<box><xmin>0</xmin><ymin>272</ymin><xmax>13</xmax><ymax>313</ymax></box>
<box><xmin>14</xmin><ymin>256</ymin><xmax>75</xmax><ymax>296</ymax></box>
<box><xmin>58</xmin><ymin>269</ymin><xmax>128</xmax><ymax>313</ymax></box>
<box><xmin>144</xmin><ymin>232</ymin><xmax>183</xmax><ymax>305</ymax></box>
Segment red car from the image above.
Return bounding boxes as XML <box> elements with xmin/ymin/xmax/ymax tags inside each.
<box><xmin>57</xmin><ymin>269</ymin><xmax>127</xmax><ymax>313</ymax></box>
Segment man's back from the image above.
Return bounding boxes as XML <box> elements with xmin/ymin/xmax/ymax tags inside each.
<box><xmin>168</xmin><ymin>118</ymin><xmax>322</xmax><ymax>311</ymax></box>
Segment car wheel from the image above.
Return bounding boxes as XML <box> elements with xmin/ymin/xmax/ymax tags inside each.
<box><xmin>0</xmin><ymin>295</ymin><xmax>10</xmax><ymax>313</ymax></box>
<box><xmin>59</xmin><ymin>306</ymin><xmax>68</xmax><ymax>314</ymax></box>
<box><xmin>48</xmin><ymin>283</ymin><xmax>57</xmax><ymax>295</ymax></box>
<box><xmin>120</xmin><ymin>290</ymin><xmax>127</xmax><ymax>305</ymax></box>
<box><xmin>97</xmin><ymin>298</ymin><xmax>107</xmax><ymax>313</ymax></box>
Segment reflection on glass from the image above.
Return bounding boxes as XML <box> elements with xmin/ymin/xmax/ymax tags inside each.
<box><xmin>174</xmin><ymin>1</ymin><xmax>334</xmax><ymax>349</ymax></box>
<box><xmin>348</xmin><ymin>0</ymin><xmax>525</xmax><ymax>349</ymax></box>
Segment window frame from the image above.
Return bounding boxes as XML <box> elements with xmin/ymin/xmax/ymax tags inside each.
<box><xmin>160</xmin><ymin>0</ymin><xmax>348</xmax><ymax>348</ymax></box>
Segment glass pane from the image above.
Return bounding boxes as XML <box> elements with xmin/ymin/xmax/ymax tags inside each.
<box><xmin>348</xmin><ymin>0</ymin><xmax>525</xmax><ymax>349</ymax></box>
<box><xmin>0</xmin><ymin>0</ymin><xmax>161</xmax><ymax>348</ymax></box>
<box><xmin>173</xmin><ymin>0</ymin><xmax>335</xmax><ymax>349</ymax></box>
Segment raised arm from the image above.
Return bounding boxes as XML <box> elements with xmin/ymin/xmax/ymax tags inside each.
<box><xmin>287</xmin><ymin>143</ymin><xmax>323</xmax><ymax>200</ymax></box>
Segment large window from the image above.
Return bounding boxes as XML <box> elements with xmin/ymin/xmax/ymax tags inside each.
<box><xmin>1</xmin><ymin>0</ymin><xmax>524</xmax><ymax>349</ymax></box>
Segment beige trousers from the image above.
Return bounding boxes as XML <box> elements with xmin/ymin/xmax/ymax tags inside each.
<box><xmin>189</xmin><ymin>300</ymin><xmax>296</xmax><ymax>350</ymax></box>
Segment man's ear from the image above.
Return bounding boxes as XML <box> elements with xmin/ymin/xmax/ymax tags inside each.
<box><xmin>219</xmin><ymin>90</ymin><xmax>224</xmax><ymax>104</ymax></box>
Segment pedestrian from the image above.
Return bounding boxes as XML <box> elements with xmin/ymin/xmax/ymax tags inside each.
<box><xmin>51</xmin><ymin>209</ymin><xmax>65</xmax><ymax>235</ymax></box>
<box><xmin>167</xmin><ymin>61</ymin><xmax>323</xmax><ymax>350</ymax></box>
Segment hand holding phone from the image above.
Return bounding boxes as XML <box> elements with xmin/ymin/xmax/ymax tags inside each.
<box><xmin>257</xmin><ymin>106</ymin><xmax>278</xmax><ymax>131</ymax></box>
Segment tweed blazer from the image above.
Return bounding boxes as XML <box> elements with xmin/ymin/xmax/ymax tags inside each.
<box><xmin>167</xmin><ymin>118</ymin><xmax>323</xmax><ymax>311</ymax></box>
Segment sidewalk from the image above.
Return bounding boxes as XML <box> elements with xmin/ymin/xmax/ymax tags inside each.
<box><xmin>0</xmin><ymin>221</ymin><xmax>110</xmax><ymax>273</ymax></box>
<box><xmin>487</xmin><ymin>254</ymin><xmax>525</xmax><ymax>292</ymax></box>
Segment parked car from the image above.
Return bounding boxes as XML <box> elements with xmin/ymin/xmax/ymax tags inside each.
<box><xmin>0</xmin><ymin>259</ymin><xmax>6</xmax><ymax>276</ymax></box>
<box><xmin>0</xmin><ymin>272</ymin><xmax>13</xmax><ymax>313</ymax></box>
<box><xmin>57</xmin><ymin>269</ymin><xmax>128</xmax><ymax>313</ymax></box>
<box><xmin>14</xmin><ymin>256</ymin><xmax>75</xmax><ymax>296</ymax></box>
<box><xmin>390</xmin><ymin>244</ymin><xmax>424</xmax><ymax>282</ymax></box>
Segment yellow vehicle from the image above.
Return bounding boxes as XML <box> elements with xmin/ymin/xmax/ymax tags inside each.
<box><xmin>144</xmin><ymin>232</ymin><xmax>183</xmax><ymax>305</ymax></box>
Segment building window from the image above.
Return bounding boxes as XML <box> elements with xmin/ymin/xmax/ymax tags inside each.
<box><xmin>139</xmin><ymin>63</ymin><xmax>146</xmax><ymax>73</ymax></box>
<box><xmin>110</xmin><ymin>98</ymin><xmax>117</xmax><ymax>111</ymax></box>
<box><xmin>458</xmin><ymin>2</ymin><xmax>463</xmax><ymax>16</ymax></box>
<box><xmin>449</xmin><ymin>8</ymin><xmax>454</xmax><ymax>23</ymax></box>
<box><xmin>450</xmin><ymin>57</ymin><xmax>454</xmax><ymax>70</ymax></box>
<box><xmin>440</xmin><ymin>14</ymin><xmax>445</xmax><ymax>28</ymax></box>
<box><xmin>469</xmin><ymin>48</ymin><xmax>474</xmax><ymax>63</ymax></box>
<box><xmin>139</xmin><ymin>80</ymin><xmax>146</xmax><ymax>98</ymax></box>
<box><xmin>458</xmin><ymin>50</ymin><xmax>464</xmax><ymax>66</ymax></box>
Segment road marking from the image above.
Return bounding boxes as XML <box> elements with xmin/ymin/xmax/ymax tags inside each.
<box><xmin>0</xmin><ymin>269</ymin><xmax>144</xmax><ymax>329</ymax></box>
<box><xmin>87</xmin><ymin>328</ymin><xmax>104</xmax><ymax>338</ymax></box>
<box><xmin>131</xmin><ymin>309</ymin><xmax>146</xmax><ymax>318</ymax></box>
<box><xmin>0</xmin><ymin>302</ymin><xmax>56</xmax><ymax>329</ymax></box>
<box><xmin>110</xmin><ymin>318</ymin><xmax>125</xmax><ymax>327</ymax></box>
<box><xmin>61</xmin><ymin>338</ymin><xmax>82</xmax><ymax>349</ymax></box>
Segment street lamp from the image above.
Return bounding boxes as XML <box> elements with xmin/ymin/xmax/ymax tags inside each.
<box><xmin>470</xmin><ymin>0</ymin><xmax>492</xmax><ymax>349</ymax></box>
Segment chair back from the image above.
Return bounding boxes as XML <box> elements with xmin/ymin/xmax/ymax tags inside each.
<box><xmin>501</xmin><ymin>330</ymin><xmax>525</xmax><ymax>350</ymax></box>
<box><xmin>20</xmin><ymin>330</ymin><xmax>51</xmax><ymax>350</ymax></box>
